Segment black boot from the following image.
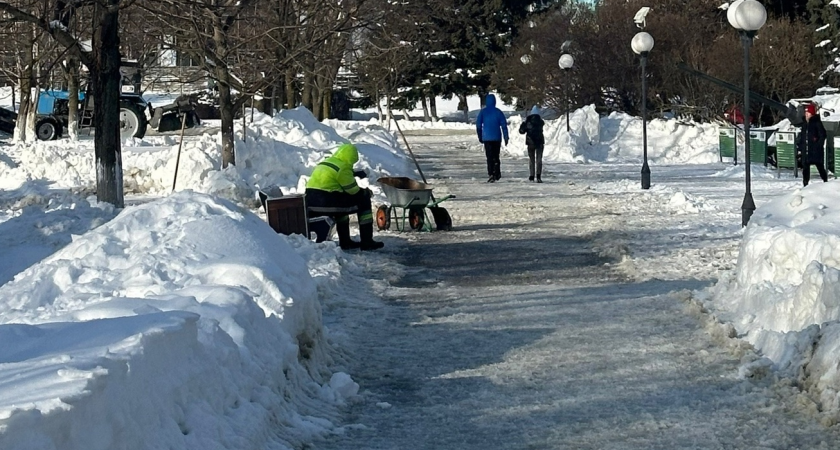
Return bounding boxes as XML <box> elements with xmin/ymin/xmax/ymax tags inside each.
<box><xmin>359</xmin><ymin>222</ymin><xmax>384</xmax><ymax>250</ymax></box>
<box><xmin>336</xmin><ymin>221</ymin><xmax>360</xmax><ymax>250</ymax></box>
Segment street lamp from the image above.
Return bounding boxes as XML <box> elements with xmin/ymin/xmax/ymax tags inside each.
<box><xmin>558</xmin><ymin>54</ymin><xmax>574</xmax><ymax>133</ymax></box>
<box><xmin>728</xmin><ymin>0</ymin><xmax>766</xmax><ymax>227</ymax></box>
<box><xmin>632</xmin><ymin>31</ymin><xmax>654</xmax><ymax>190</ymax></box>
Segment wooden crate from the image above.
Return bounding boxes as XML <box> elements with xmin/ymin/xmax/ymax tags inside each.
<box><xmin>265</xmin><ymin>194</ymin><xmax>308</xmax><ymax>236</ymax></box>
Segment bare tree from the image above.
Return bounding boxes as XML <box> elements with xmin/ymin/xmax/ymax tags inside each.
<box><xmin>0</xmin><ymin>0</ymin><xmax>130</xmax><ymax>207</ymax></box>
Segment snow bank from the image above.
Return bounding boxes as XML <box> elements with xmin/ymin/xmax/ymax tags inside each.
<box><xmin>0</xmin><ymin>191</ymin><xmax>347</xmax><ymax>449</ymax></box>
<box><xmin>705</xmin><ymin>181</ymin><xmax>840</xmax><ymax>417</ymax></box>
<box><xmin>0</xmin><ymin>107</ymin><xmax>417</xmax><ymax>208</ymax></box>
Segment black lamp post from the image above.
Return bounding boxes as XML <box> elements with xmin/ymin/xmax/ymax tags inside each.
<box><xmin>558</xmin><ymin>54</ymin><xmax>574</xmax><ymax>133</ymax></box>
<box><xmin>632</xmin><ymin>32</ymin><xmax>654</xmax><ymax>190</ymax></box>
<box><xmin>728</xmin><ymin>0</ymin><xmax>766</xmax><ymax>227</ymax></box>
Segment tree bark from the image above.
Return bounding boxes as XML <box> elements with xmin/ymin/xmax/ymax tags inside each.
<box><xmin>458</xmin><ymin>93</ymin><xmax>469</xmax><ymax>122</ymax></box>
<box><xmin>212</xmin><ymin>21</ymin><xmax>235</xmax><ymax>168</ymax></box>
<box><xmin>301</xmin><ymin>70</ymin><xmax>313</xmax><ymax>112</ymax></box>
<box><xmin>67</xmin><ymin>56</ymin><xmax>80</xmax><ymax>140</ymax></box>
<box><xmin>15</xmin><ymin>26</ymin><xmax>35</xmax><ymax>143</ymax></box>
<box><xmin>92</xmin><ymin>0</ymin><xmax>124</xmax><ymax>207</ymax></box>
<box><xmin>285</xmin><ymin>69</ymin><xmax>296</xmax><ymax>109</ymax></box>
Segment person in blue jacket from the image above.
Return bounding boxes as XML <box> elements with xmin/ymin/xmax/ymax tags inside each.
<box><xmin>476</xmin><ymin>94</ymin><xmax>509</xmax><ymax>182</ymax></box>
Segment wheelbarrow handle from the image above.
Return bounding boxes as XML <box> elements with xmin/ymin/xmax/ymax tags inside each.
<box><xmin>428</xmin><ymin>194</ymin><xmax>455</xmax><ymax>208</ymax></box>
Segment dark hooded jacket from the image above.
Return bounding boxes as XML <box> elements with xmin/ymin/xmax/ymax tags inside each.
<box><xmin>518</xmin><ymin>114</ymin><xmax>545</xmax><ymax>148</ymax></box>
<box><xmin>475</xmin><ymin>94</ymin><xmax>509</xmax><ymax>143</ymax></box>
<box><xmin>798</xmin><ymin>115</ymin><xmax>827</xmax><ymax>164</ymax></box>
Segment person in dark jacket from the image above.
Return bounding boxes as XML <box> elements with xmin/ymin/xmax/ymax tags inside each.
<box><xmin>518</xmin><ymin>105</ymin><xmax>546</xmax><ymax>182</ymax></box>
<box><xmin>475</xmin><ymin>94</ymin><xmax>510</xmax><ymax>183</ymax></box>
<box><xmin>798</xmin><ymin>103</ymin><xmax>828</xmax><ymax>186</ymax></box>
<box><xmin>306</xmin><ymin>143</ymin><xmax>384</xmax><ymax>250</ymax></box>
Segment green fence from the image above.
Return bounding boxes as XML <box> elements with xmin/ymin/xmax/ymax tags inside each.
<box><xmin>719</xmin><ymin>127</ymin><xmax>736</xmax><ymax>163</ymax></box>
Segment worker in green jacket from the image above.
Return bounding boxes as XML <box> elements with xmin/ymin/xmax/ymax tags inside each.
<box><xmin>305</xmin><ymin>143</ymin><xmax>384</xmax><ymax>250</ymax></box>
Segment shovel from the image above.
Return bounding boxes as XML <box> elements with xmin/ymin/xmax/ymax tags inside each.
<box><xmin>392</xmin><ymin>118</ymin><xmax>454</xmax><ymax>231</ymax></box>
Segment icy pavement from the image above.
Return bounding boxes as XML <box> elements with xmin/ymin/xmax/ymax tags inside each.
<box><xmin>316</xmin><ymin>133</ymin><xmax>840</xmax><ymax>449</ymax></box>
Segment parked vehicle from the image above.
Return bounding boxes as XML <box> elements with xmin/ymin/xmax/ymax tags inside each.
<box><xmin>724</xmin><ymin>105</ymin><xmax>754</xmax><ymax>126</ymax></box>
<box><xmin>1</xmin><ymin>62</ymin><xmax>199</xmax><ymax>140</ymax></box>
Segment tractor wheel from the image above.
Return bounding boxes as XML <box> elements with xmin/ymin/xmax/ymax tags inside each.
<box><xmin>375</xmin><ymin>205</ymin><xmax>391</xmax><ymax>230</ymax></box>
<box><xmin>408</xmin><ymin>207</ymin><xmax>425</xmax><ymax>230</ymax></box>
<box><xmin>119</xmin><ymin>102</ymin><xmax>148</xmax><ymax>139</ymax></box>
<box><xmin>35</xmin><ymin>117</ymin><xmax>60</xmax><ymax>141</ymax></box>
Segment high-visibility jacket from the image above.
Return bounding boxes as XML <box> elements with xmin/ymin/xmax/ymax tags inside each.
<box><xmin>306</xmin><ymin>143</ymin><xmax>360</xmax><ymax>195</ymax></box>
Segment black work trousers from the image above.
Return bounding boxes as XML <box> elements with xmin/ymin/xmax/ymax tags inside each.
<box><xmin>803</xmin><ymin>162</ymin><xmax>828</xmax><ymax>186</ymax></box>
<box><xmin>305</xmin><ymin>188</ymin><xmax>373</xmax><ymax>224</ymax></box>
<box><xmin>483</xmin><ymin>141</ymin><xmax>501</xmax><ymax>179</ymax></box>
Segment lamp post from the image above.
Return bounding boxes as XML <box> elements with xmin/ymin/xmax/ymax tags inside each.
<box><xmin>728</xmin><ymin>0</ymin><xmax>766</xmax><ymax>227</ymax></box>
<box><xmin>631</xmin><ymin>32</ymin><xmax>654</xmax><ymax>190</ymax></box>
<box><xmin>558</xmin><ymin>54</ymin><xmax>574</xmax><ymax>133</ymax></box>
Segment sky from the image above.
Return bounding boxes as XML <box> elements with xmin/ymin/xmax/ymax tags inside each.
<box><xmin>2</xmin><ymin>91</ymin><xmax>840</xmax><ymax>447</ymax></box>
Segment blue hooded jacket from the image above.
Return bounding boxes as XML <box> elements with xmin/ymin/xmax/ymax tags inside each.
<box><xmin>476</xmin><ymin>94</ymin><xmax>509</xmax><ymax>143</ymax></box>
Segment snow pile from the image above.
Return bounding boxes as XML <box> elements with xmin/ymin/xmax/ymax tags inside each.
<box><xmin>0</xmin><ymin>191</ymin><xmax>353</xmax><ymax>449</ymax></box>
<box><xmin>0</xmin><ymin>107</ymin><xmax>417</xmax><ymax>207</ymax></box>
<box><xmin>501</xmin><ymin>105</ymin><xmax>720</xmax><ymax>165</ymax></box>
<box><xmin>705</xmin><ymin>181</ymin><xmax>840</xmax><ymax>416</ymax></box>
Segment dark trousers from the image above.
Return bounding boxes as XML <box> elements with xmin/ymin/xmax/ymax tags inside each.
<box><xmin>803</xmin><ymin>162</ymin><xmax>828</xmax><ymax>186</ymax></box>
<box><xmin>305</xmin><ymin>188</ymin><xmax>373</xmax><ymax>224</ymax></box>
<box><xmin>528</xmin><ymin>144</ymin><xmax>544</xmax><ymax>178</ymax></box>
<box><xmin>483</xmin><ymin>140</ymin><xmax>501</xmax><ymax>179</ymax></box>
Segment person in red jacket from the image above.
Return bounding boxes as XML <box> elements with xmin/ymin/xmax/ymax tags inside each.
<box><xmin>798</xmin><ymin>103</ymin><xmax>828</xmax><ymax>186</ymax></box>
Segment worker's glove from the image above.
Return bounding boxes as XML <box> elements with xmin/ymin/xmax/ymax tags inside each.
<box><xmin>353</xmin><ymin>170</ymin><xmax>368</xmax><ymax>179</ymax></box>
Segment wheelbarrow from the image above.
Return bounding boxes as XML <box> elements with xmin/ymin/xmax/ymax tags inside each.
<box><xmin>375</xmin><ymin>176</ymin><xmax>455</xmax><ymax>231</ymax></box>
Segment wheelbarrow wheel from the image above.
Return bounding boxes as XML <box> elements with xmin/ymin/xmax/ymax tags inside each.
<box><xmin>408</xmin><ymin>207</ymin><xmax>425</xmax><ymax>230</ymax></box>
<box><xmin>376</xmin><ymin>205</ymin><xmax>391</xmax><ymax>230</ymax></box>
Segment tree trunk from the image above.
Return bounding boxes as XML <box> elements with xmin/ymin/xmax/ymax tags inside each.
<box><xmin>212</xmin><ymin>21</ymin><xmax>235</xmax><ymax>168</ymax></box>
<box><xmin>15</xmin><ymin>27</ymin><xmax>35</xmax><ymax>143</ymax></box>
<box><xmin>430</xmin><ymin>96</ymin><xmax>438</xmax><ymax>121</ymax></box>
<box><xmin>218</xmin><ymin>78</ymin><xmax>235</xmax><ymax>167</ymax></box>
<box><xmin>16</xmin><ymin>71</ymin><xmax>33</xmax><ymax>143</ymax></box>
<box><xmin>311</xmin><ymin>82</ymin><xmax>322</xmax><ymax>119</ymax></box>
<box><xmin>375</xmin><ymin>87</ymin><xmax>384</xmax><ymax>125</ymax></box>
<box><xmin>285</xmin><ymin>69</ymin><xmax>296</xmax><ymax>109</ymax></box>
<box><xmin>301</xmin><ymin>71</ymin><xmax>313</xmax><ymax>112</ymax></box>
<box><xmin>421</xmin><ymin>96</ymin><xmax>430</xmax><ymax>122</ymax></box>
<box><xmin>92</xmin><ymin>0</ymin><xmax>124</xmax><ymax>207</ymax></box>
<box><xmin>67</xmin><ymin>56</ymin><xmax>80</xmax><ymax>140</ymax></box>
<box><xmin>321</xmin><ymin>88</ymin><xmax>331</xmax><ymax>120</ymax></box>
<box><xmin>458</xmin><ymin>93</ymin><xmax>469</xmax><ymax>122</ymax></box>
<box><xmin>386</xmin><ymin>95</ymin><xmax>392</xmax><ymax>131</ymax></box>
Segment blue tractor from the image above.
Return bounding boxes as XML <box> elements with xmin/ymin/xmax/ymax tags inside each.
<box><xmin>33</xmin><ymin>88</ymin><xmax>150</xmax><ymax>141</ymax></box>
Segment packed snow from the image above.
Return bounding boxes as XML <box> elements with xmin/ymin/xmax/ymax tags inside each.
<box><xmin>2</xmin><ymin>90</ymin><xmax>840</xmax><ymax>447</ymax></box>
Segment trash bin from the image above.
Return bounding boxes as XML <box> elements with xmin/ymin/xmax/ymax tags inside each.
<box><xmin>719</xmin><ymin>126</ymin><xmax>737</xmax><ymax>163</ymax></box>
<box><xmin>775</xmin><ymin>130</ymin><xmax>798</xmax><ymax>178</ymax></box>
<box><xmin>260</xmin><ymin>192</ymin><xmax>309</xmax><ymax>237</ymax></box>
<box><xmin>749</xmin><ymin>130</ymin><xmax>768</xmax><ymax>166</ymax></box>
<box><xmin>823</xmin><ymin>120</ymin><xmax>838</xmax><ymax>175</ymax></box>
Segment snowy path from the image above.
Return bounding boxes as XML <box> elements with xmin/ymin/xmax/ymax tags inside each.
<box><xmin>318</xmin><ymin>132</ymin><xmax>840</xmax><ymax>449</ymax></box>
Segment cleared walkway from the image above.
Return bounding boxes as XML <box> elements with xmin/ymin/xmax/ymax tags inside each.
<box><xmin>316</xmin><ymin>132</ymin><xmax>840</xmax><ymax>450</ymax></box>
